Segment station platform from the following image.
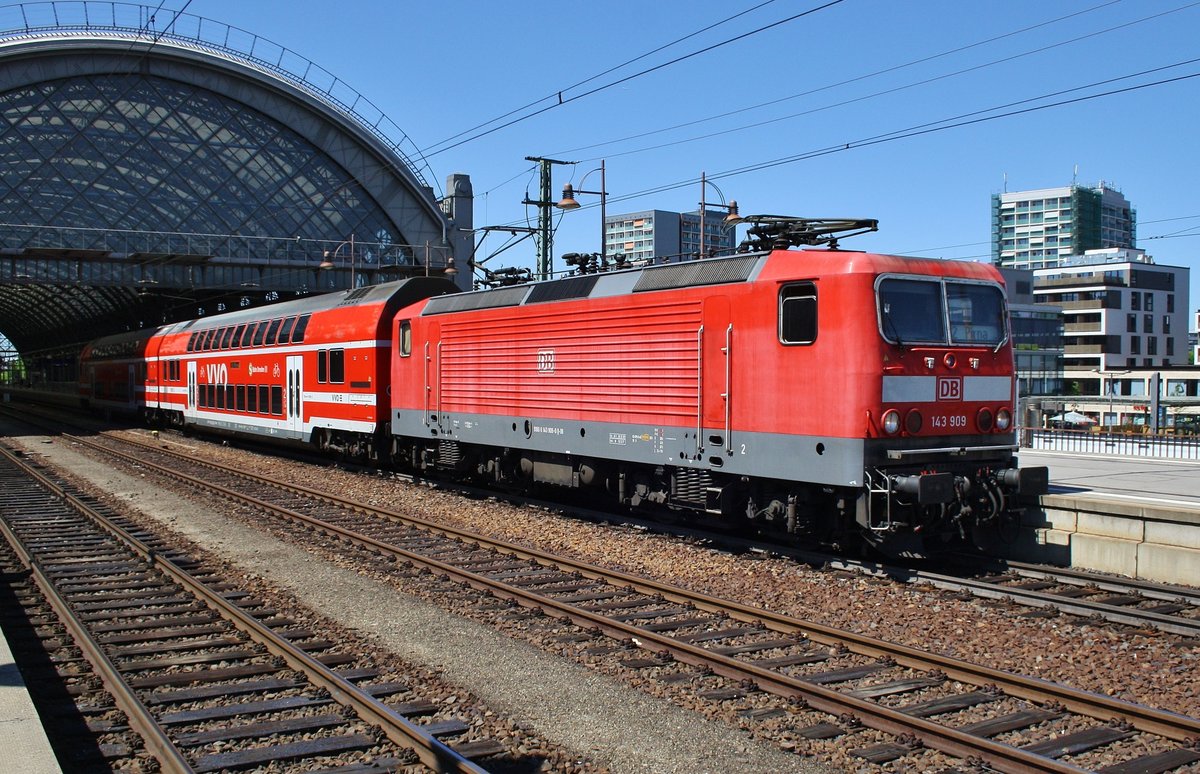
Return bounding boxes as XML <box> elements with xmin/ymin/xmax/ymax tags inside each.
<box><xmin>0</xmin><ymin>618</ymin><xmax>62</xmax><ymax>773</ymax></box>
<box><xmin>992</xmin><ymin>450</ymin><xmax>1200</xmax><ymax>585</ymax></box>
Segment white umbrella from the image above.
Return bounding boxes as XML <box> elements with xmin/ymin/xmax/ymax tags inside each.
<box><xmin>1049</xmin><ymin>410</ymin><xmax>1096</xmax><ymax>424</ymax></box>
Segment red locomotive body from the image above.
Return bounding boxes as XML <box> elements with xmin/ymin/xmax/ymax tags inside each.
<box><xmin>390</xmin><ymin>234</ymin><xmax>1046</xmax><ymax>553</ymax></box>
<box><xmin>80</xmin><ymin>278</ymin><xmax>454</xmax><ymax>459</ymax></box>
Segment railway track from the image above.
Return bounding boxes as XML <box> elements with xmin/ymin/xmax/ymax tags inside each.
<box><xmin>0</xmin><ymin>440</ymin><xmax>498</xmax><ymax>773</ymax></box>
<box><xmin>47</xmin><ymin>428</ymin><xmax>1200</xmax><ymax>773</ymax></box>
<box><xmin>10</xmin><ymin>402</ymin><xmax>1199</xmax><ymax>638</ymax></box>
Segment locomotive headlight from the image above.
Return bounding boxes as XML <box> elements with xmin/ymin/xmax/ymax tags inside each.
<box><xmin>905</xmin><ymin>409</ymin><xmax>923</xmax><ymax>434</ymax></box>
<box><xmin>977</xmin><ymin>407</ymin><xmax>994</xmax><ymax>432</ymax></box>
<box><xmin>996</xmin><ymin>408</ymin><xmax>1012</xmax><ymax>431</ymax></box>
<box><xmin>882</xmin><ymin>409</ymin><xmax>901</xmax><ymax>435</ymax></box>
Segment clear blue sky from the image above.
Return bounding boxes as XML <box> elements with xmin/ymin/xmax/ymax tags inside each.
<box><xmin>192</xmin><ymin>0</ymin><xmax>1199</xmax><ymax>320</ymax></box>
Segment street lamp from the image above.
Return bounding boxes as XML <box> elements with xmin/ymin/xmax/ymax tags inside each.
<box><xmin>698</xmin><ymin>170</ymin><xmax>745</xmax><ymax>259</ymax></box>
<box><xmin>556</xmin><ymin>159</ymin><xmax>607</xmax><ymax>263</ymax></box>
<box><xmin>1103</xmin><ymin>369</ymin><xmax>1131</xmax><ymax>428</ymax></box>
<box><xmin>319</xmin><ymin>233</ymin><xmax>355</xmax><ymax>288</ymax></box>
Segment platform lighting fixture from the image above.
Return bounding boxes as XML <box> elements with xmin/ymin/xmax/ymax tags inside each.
<box><xmin>319</xmin><ymin>233</ymin><xmax>356</xmax><ymax>288</ymax></box>
<box><xmin>556</xmin><ymin>159</ymin><xmax>608</xmax><ymax>263</ymax></box>
<box><xmin>698</xmin><ymin>170</ymin><xmax>745</xmax><ymax>259</ymax></box>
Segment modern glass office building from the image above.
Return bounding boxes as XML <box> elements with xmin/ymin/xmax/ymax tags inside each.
<box><xmin>991</xmin><ymin>183</ymin><xmax>1136</xmax><ymax>270</ymax></box>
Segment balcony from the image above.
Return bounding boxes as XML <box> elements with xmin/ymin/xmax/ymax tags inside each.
<box><xmin>1035</xmin><ymin>275</ymin><xmax>1126</xmax><ymax>289</ymax></box>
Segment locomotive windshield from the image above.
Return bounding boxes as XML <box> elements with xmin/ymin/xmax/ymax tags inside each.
<box><xmin>877</xmin><ymin>277</ymin><xmax>1006</xmax><ymax>347</ymax></box>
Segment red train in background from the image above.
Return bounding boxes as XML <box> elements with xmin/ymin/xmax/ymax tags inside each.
<box><xmin>80</xmin><ymin>277</ymin><xmax>457</xmax><ymax>461</ymax></box>
<box><xmin>80</xmin><ymin>216</ymin><xmax>1047</xmax><ymax>555</ymax></box>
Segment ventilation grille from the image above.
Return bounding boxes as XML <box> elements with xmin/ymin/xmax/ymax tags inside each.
<box><xmin>633</xmin><ymin>256</ymin><xmax>759</xmax><ymax>293</ymax></box>
<box><xmin>526</xmin><ymin>275</ymin><xmax>600</xmax><ymax>304</ymax></box>
<box><xmin>423</xmin><ymin>285</ymin><xmax>529</xmax><ymax>315</ymax></box>
<box><xmin>339</xmin><ymin>286</ymin><xmax>377</xmax><ymax>305</ymax></box>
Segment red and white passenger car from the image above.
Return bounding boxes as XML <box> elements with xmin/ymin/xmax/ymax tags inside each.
<box><xmin>81</xmin><ymin>277</ymin><xmax>455</xmax><ymax>460</ymax></box>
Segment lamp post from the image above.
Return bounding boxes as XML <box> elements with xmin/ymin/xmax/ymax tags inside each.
<box><xmin>1102</xmin><ymin>369</ymin><xmax>1130</xmax><ymax>428</ymax></box>
<box><xmin>556</xmin><ymin>159</ymin><xmax>607</xmax><ymax>263</ymax></box>
<box><xmin>698</xmin><ymin>170</ymin><xmax>744</xmax><ymax>259</ymax></box>
<box><xmin>319</xmin><ymin>233</ymin><xmax>355</xmax><ymax>288</ymax></box>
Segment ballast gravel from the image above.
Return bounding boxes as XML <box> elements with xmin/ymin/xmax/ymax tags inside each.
<box><xmin>8</xmin><ymin>430</ymin><xmax>832</xmax><ymax>774</ymax></box>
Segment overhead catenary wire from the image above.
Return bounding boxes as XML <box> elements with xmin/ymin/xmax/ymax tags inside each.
<box><xmin>551</xmin><ymin>0</ymin><xmax>1132</xmax><ymax>158</ymax></box>
<box><xmin>483</xmin><ymin>63</ymin><xmax>1200</xmax><ymax>231</ymax></box>
<box><xmin>559</xmin><ymin>1</ymin><xmax>1200</xmax><ymax>163</ymax></box>
<box><xmin>421</xmin><ymin>0</ymin><xmax>783</xmax><ymax>154</ymax></box>
<box><xmin>421</xmin><ymin>0</ymin><xmax>846</xmax><ymax>159</ymax></box>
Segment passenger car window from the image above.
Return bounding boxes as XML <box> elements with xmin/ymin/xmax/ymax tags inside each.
<box><xmin>265</xmin><ymin>318</ymin><xmax>282</xmax><ymax>345</ymax></box>
<box><xmin>291</xmin><ymin>314</ymin><xmax>311</xmax><ymax>343</ymax></box>
<box><xmin>329</xmin><ymin>349</ymin><xmax>345</xmax><ymax>383</ymax></box>
<box><xmin>277</xmin><ymin>317</ymin><xmax>296</xmax><ymax>344</ymax></box>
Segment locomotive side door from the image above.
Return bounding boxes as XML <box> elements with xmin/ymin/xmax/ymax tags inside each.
<box><xmin>701</xmin><ymin>297</ymin><xmax>732</xmax><ymax>453</ymax></box>
<box><xmin>424</xmin><ymin>322</ymin><xmax>444</xmax><ymax>433</ymax></box>
<box><xmin>286</xmin><ymin>354</ymin><xmax>303</xmax><ymax>435</ymax></box>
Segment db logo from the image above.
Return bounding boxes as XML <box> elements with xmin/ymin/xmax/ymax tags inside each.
<box><xmin>937</xmin><ymin>376</ymin><xmax>963</xmax><ymax>401</ymax></box>
<box><xmin>536</xmin><ymin>349</ymin><xmax>555</xmax><ymax>374</ymax></box>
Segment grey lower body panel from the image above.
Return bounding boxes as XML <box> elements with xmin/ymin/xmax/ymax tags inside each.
<box><xmin>392</xmin><ymin>410</ymin><xmax>866</xmax><ymax>488</ymax></box>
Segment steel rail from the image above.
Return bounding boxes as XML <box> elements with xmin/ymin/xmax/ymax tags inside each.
<box><xmin>997</xmin><ymin>558</ymin><xmax>1200</xmax><ymax>606</ymax></box>
<box><xmin>0</xmin><ymin>446</ymin><xmax>195</xmax><ymax>773</ymax></box>
<box><xmin>77</xmin><ymin>432</ymin><xmax>1200</xmax><ymax>769</ymax></box>
<box><xmin>0</xmin><ymin>442</ymin><xmax>487</xmax><ymax>774</ymax></box>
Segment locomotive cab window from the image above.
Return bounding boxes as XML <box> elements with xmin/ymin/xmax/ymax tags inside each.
<box><xmin>779</xmin><ymin>283</ymin><xmax>818</xmax><ymax>344</ymax></box>
<box><xmin>399</xmin><ymin>321</ymin><xmax>412</xmax><ymax>357</ymax></box>
<box><xmin>877</xmin><ymin>277</ymin><xmax>1007</xmax><ymax>347</ymax></box>
<box><xmin>878</xmin><ymin>278</ymin><xmax>946</xmax><ymax>344</ymax></box>
<box><xmin>946</xmin><ymin>282</ymin><xmax>1006</xmax><ymax>346</ymax></box>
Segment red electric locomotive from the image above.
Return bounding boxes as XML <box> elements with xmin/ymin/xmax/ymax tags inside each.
<box><xmin>81</xmin><ymin>277</ymin><xmax>455</xmax><ymax>460</ymax></box>
<box><xmin>389</xmin><ymin>217</ymin><xmax>1047</xmax><ymax>554</ymax></box>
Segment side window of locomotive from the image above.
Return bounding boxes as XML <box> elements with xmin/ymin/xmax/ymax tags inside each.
<box><xmin>779</xmin><ymin>283</ymin><xmax>818</xmax><ymax>345</ymax></box>
<box><xmin>317</xmin><ymin>350</ymin><xmax>328</xmax><ymax>383</ymax></box>
<box><xmin>399</xmin><ymin>321</ymin><xmax>412</xmax><ymax>357</ymax></box>
<box><xmin>878</xmin><ymin>278</ymin><xmax>945</xmax><ymax>344</ymax></box>
<box><xmin>291</xmin><ymin>314</ymin><xmax>311</xmax><ymax>343</ymax></box>
<box><xmin>329</xmin><ymin>349</ymin><xmax>345</xmax><ymax>384</ymax></box>
<box><xmin>946</xmin><ymin>283</ymin><xmax>1006</xmax><ymax>346</ymax></box>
